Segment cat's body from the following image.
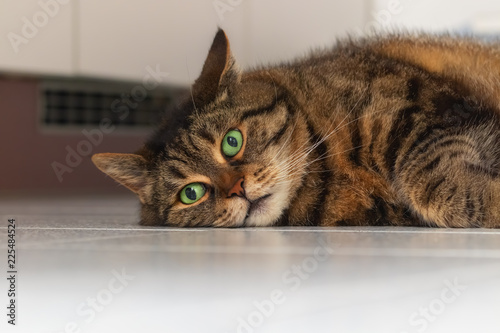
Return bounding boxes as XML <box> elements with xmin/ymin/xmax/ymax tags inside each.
<box><xmin>93</xmin><ymin>30</ymin><xmax>500</xmax><ymax>228</ymax></box>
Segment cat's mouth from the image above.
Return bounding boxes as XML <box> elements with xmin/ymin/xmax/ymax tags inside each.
<box><xmin>245</xmin><ymin>194</ymin><xmax>272</xmax><ymax>219</ymax></box>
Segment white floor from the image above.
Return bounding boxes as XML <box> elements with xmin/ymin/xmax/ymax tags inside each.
<box><xmin>1</xmin><ymin>193</ymin><xmax>500</xmax><ymax>333</ymax></box>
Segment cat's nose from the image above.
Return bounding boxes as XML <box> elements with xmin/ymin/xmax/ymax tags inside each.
<box><xmin>227</xmin><ymin>178</ymin><xmax>246</xmax><ymax>198</ymax></box>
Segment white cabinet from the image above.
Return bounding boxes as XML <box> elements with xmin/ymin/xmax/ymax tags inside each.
<box><xmin>0</xmin><ymin>0</ymin><xmax>73</xmax><ymax>76</ymax></box>
<box><xmin>372</xmin><ymin>0</ymin><xmax>500</xmax><ymax>33</ymax></box>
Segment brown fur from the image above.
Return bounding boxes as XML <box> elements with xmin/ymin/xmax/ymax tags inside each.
<box><xmin>92</xmin><ymin>30</ymin><xmax>500</xmax><ymax>228</ymax></box>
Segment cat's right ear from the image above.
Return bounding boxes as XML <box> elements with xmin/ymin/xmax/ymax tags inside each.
<box><xmin>192</xmin><ymin>29</ymin><xmax>240</xmax><ymax>107</ymax></box>
<box><xmin>91</xmin><ymin>153</ymin><xmax>151</xmax><ymax>203</ymax></box>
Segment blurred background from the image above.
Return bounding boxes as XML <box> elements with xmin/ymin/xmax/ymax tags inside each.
<box><xmin>1</xmin><ymin>0</ymin><xmax>500</xmax><ymax>194</ymax></box>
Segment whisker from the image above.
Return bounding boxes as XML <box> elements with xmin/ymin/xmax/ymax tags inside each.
<box><xmin>268</xmin><ymin>85</ymin><xmax>368</xmax><ymax>178</ymax></box>
<box><xmin>276</xmin><ymin>145</ymin><xmax>365</xmax><ymax>183</ymax></box>
<box><xmin>268</xmin><ymin>87</ymin><xmax>386</xmax><ymax>188</ymax></box>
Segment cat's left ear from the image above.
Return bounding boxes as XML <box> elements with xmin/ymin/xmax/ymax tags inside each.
<box><xmin>92</xmin><ymin>153</ymin><xmax>152</xmax><ymax>204</ymax></box>
<box><xmin>192</xmin><ymin>29</ymin><xmax>240</xmax><ymax>107</ymax></box>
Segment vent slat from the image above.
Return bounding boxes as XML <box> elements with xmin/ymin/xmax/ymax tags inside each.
<box><xmin>39</xmin><ymin>79</ymin><xmax>183</xmax><ymax>131</ymax></box>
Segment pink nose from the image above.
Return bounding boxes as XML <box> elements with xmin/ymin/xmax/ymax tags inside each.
<box><xmin>227</xmin><ymin>178</ymin><xmax>245</xmax><ymax>198</ymax></box>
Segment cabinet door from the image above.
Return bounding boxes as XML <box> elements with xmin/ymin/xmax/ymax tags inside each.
<box><xmin>0</xmin><ymin>0</ymin><xmax>73</xmax><ymax>75</ymax></box>
<box><xmin>77</xmin><ymin>0</ymin><xmax>247</xmax><ymax>86</ymax></box>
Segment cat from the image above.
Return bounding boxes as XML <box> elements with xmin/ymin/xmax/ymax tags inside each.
<box><xmin>92</xmin><ymin>29</ymin><xmax>500</xmax><ymax>228</ymax></box>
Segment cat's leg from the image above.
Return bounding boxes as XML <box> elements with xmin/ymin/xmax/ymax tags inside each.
<box><xmin>393</xmin><ymin>129</ymin><xmax>500</xmax><ymax>228</ymax></box>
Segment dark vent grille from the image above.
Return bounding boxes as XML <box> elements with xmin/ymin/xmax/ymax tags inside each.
<box><xmin>39</xmin><ymin>79</ymin><xmax>184</xmax><ymax>131</ymax></box>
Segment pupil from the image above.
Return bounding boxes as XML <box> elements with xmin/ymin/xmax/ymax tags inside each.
<box><xmin>185</xmin><ymin>187</ymin><xmax>197</xmax><ymax>201</ymax></box>
<box><xmin>227</xmin><ymin>136</ymin><xmax>238</xmax><ymax>147</ymax></box>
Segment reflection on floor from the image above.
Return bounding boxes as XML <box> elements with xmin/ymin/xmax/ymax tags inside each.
<box><xmin>1</xmin><ymin>193</ymin><xmax>500</xmax><ymax>333</ymax></box>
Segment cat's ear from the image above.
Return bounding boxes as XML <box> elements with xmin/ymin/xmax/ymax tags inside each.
<box><xmin>92</xmin><ymin>153</ymin><xmax>151</xmax><ymax>203</ymax></box>
<box><xmin>192</xmin><ymin>28</ymin><xmax>240</xmax><ymax>106</ymax></box>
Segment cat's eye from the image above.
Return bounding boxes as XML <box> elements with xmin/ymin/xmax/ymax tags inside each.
<box><xmin>222</xmin><ymin>129</ymin><xmax>243</xmax><ymax>158</ymax></box>
<box><xmin>180</xmin><ymin>183</ymin><xmax>206</xmax><ymax>205</ymax></box>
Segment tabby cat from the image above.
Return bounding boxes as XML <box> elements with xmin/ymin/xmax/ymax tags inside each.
<box><xmin>92</xmin><ymin>29</ymin><xmax>500</xmax><ymax>228</ymax></box>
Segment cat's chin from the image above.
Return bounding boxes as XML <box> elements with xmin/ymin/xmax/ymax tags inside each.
<box><xmin>237</xmin><ymin>178</ymin><xmax>292</xmax><ymax>227</ymax></box>
<box><xmin>243</xmin><ymin>194</ymin><xmax>273</xmax><ymax>226</ymax></box>
<box><xmin>242</xmin><ymin>191</ymin><xmax>288</xmax><ymax>227</ymax></box>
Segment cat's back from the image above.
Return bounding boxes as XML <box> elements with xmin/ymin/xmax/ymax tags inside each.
<box><xmin>265</xmin><ymin>33</ymin><xmax>500</xmax><ymax>117</ymax></box>
<box><xmin>345</xmin><ymin>34</ymin><xmax>500</xmax><ymax>108</ymax></box>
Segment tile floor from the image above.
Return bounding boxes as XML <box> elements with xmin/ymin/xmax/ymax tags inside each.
<box><xmin>1</xmin><ymin>193</ymin><xmax>500</xmax><ymax>333</ymax></box>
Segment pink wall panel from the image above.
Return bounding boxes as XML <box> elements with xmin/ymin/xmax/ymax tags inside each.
<box><xmin>0</xmin><ymin>78</ymin><xmax>149</xmax><ymax>192</ymax></box>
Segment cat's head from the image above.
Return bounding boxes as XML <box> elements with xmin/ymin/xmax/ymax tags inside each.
<box><xmin>92</xmin><ymin>30</ymin><xmax>306</xmax><ymax>227</ymax></box>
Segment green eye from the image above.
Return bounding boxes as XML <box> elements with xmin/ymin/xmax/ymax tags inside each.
<box><xmin>180</xmin><ymin>183</ymin><xmax>206</xmax><ymax>205</ymax></box>
<box><xmin>222</xmin><ymin>129</ymin><xmax>243</xmax><ymax>157</ymax></box>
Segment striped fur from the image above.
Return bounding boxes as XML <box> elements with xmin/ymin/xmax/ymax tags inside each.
<box><xmin>92</xmin><ymin>30</ymin><xmax>500</xmax><ymax>228</ymax></box>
